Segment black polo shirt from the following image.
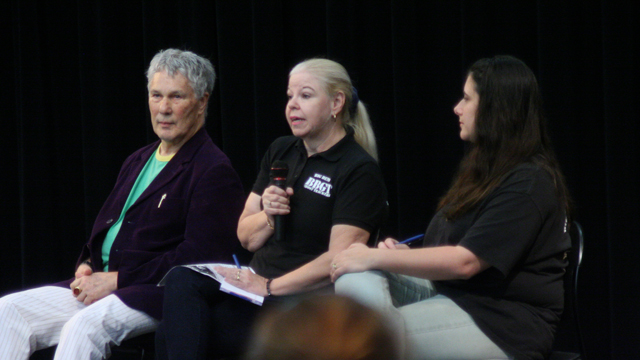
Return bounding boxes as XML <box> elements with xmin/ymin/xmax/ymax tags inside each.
<box><xmin>249</xmin><ymin>129</ymin><xmax>387</xmax><ymax>279</ymax></box>
<box><xmin>428</xmin><ymin>163</ymin><xmax>570</xmax><ymax>360</ymax></box>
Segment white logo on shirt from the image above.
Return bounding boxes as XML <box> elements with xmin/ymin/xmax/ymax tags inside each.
<box><xmin>304</xmin><ymin>173</ymin><xmax>332</xmax><ymax>198</ymax></box>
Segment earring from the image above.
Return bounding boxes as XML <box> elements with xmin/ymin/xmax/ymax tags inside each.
<box><xmin>332</xmin><ymin>113</ymin><xmax>337</xmax><ymax>119</ymax></box>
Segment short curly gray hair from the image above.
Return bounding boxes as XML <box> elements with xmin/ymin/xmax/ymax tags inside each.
<box><xmin>146</xmin><ymin>49</ymin><xmax>216</xmax><ymax>115</ymax></box>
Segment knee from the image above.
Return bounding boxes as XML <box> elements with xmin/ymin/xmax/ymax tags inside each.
<box><xmin>0</xmin><ymin>292</ymin><xmax>19</xmax><ymax>308</ymax></box>
<box><xmin>163</xmin><ymin>267</ymin><xmax>200</xmax><ymax>293</ymax></box>
<box><xmin>61</xmin><ymin>310</ymin><xmax>96</xmax><ymax>338</ymax></box>
<box><xmin>0</xmin><ymin>296</ymin><xmax>16</xmax><ymax>323</ymax></box>
<box><xmin>335</xmin><ymin>271</ymin><xmax>384</xmax><ymax>295</ymax></box>
<box><xmin>0</xmin><ymin>293</ymin><xmax>24</xmax><ymax>321</ymax></box>
<box><xmin>0</xmin><ymin>295</ymin><xmax>11</xmax><ymax>311</ymax></box>
<box><xmin>335</xmin><ymin>271</ymin><xmax>391</xmax><ymax>309</ymax></box>
<box><xmin>162</xmin><ymin>267</ymin><xmax>215</xmax><ymax>304</ymax></box>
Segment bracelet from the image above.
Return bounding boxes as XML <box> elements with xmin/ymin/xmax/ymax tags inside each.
<box><xmin>266</xmin><ymin>278</ymin><xmax>273</xmax><ymax>297</ymax></box>
<box><xmin>266</xmin><ymin>216</ymin><xmax>274</xmax><ymax>230</ymax></box>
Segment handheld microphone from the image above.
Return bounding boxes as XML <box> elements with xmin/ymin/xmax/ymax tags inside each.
<box><xmin>269</xmin><ymin>161</ymin><xmax>289</xmax><ymax>241</ymax></box>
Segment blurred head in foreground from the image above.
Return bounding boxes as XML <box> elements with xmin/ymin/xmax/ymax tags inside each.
<box><xmin>243</xmin><ymin>295</ymin><xmax>398</xmax><ymax>360</ymax></box>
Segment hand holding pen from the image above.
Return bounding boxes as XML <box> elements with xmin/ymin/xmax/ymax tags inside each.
<box><xmin>233</xmin><ymin>254</ymin><xmax>241</xmax><ymax>281</ymax></box>
<box><xmin>216</xmin><ymin>254</ymin><xmax>270</xmax><ymax>296</ymax></box>
<box><xmin>398</xmin><ymin>234</ymin><xmax>423</xmax><ymax>245</ymax></box>
<box><xmin>214</xmin><ymin>254</ymin><xmax>244</xmax><ymax>284</ymax></box>
<box><xmin>378</xmin><ymin>234</ymin><xmax>423</xmax><ymax>249</ymax></box>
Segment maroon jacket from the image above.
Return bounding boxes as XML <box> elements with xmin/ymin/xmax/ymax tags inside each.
<box><xmin>56</xmin><ymin>128</ymin><xmax>245</xmax><ymax>319</ymax></box>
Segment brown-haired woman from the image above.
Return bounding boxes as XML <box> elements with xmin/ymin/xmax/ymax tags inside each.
<box><xmin>331</xmin><ymin>55</ymin><xmax>571</xmax><ymax>360</ymax></box>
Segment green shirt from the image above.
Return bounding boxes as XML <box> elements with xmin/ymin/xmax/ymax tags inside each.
<box><xmin>101</xmin><ymin>147</ymin><xmax>173</xmax><ymax>271</ymax></box>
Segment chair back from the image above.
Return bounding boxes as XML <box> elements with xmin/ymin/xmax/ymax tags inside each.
<box><xmin>548</xmin><ymin>221</ymin><xmax>585</xmax><ymax>360</ymax></box>
<box><xmin>567</xmin><ymin>221</ymin><xmax>585</xmax><ymax>357</ymax></box>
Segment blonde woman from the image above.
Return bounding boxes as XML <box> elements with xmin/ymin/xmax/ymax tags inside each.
<box><xmin>155</xmin><ymin>58</ymin><xmax>387</xmax><ymax>359</ymax></box>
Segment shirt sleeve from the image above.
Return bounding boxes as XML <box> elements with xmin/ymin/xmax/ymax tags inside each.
<box><xmin>252</xmin><ymin>149</ymin><xmax>272</xmax><ymax>196</ymax></box>
<box><xmin>458</xmin><ymin>189</ymin><xmax>544</xmax><ymax>278</ymax></box>
<box><xmin>332</xmin><ymin>161</ymin><xmax>388</xmax><ymax>235</ymax></box>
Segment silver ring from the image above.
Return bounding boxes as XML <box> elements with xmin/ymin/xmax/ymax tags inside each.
<box><xmin>236</xmin><ymin>270</ymin><xmax>241</xmax><ymax>281</ymax></box>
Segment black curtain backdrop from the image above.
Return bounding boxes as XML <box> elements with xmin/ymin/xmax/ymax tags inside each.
<box><xmin>2</xmin><ymin>1</ymin><xmax>638</xmax><ymax>358</ymax></box>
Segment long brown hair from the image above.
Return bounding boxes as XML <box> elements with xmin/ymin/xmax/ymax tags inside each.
<box><xmin>438</xmin><ymin>56</ymin><xmax>571</xmax><ymax>220</ymax></box>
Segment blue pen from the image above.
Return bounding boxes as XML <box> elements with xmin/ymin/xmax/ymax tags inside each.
<box><xmin>397</xmin><ymin>234</ymin><xmax>424</xmax><ymax>245</ymax></box>
<box><xmin>232</xmin><ymin>254</ymin><xmax>241</xmax><ymax>269</ymax></box>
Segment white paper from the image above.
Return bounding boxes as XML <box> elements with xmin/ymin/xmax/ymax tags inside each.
<box><xmin>158</xmin><ymin>263</ymin><xmax>264</xmax><ymax>306</ymax></box>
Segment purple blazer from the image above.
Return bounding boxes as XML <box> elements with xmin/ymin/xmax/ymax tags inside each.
<box><xmin>56</xmin><ymin>128</ymin><xmax>245</xmax><ymax>319</ymax></box>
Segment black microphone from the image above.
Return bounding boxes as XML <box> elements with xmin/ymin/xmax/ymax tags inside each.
<box><xmin>269</xmin><ymin>161</ymin><xmax>289</xmax><ymax>241</ymax></box>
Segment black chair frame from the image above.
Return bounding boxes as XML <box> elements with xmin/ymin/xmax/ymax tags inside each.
<box><xmin>548</xmin><ymin>221</ymin><xmax>585</xmax><ymax>360</ymax></box>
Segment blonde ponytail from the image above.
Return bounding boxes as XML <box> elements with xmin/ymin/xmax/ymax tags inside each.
<box><xmin>290</xmin><ymin>59</ymin><xmax>378</xmax><ymax>161</ymax></box>
<box><xmin>348</xmin><ymin>101</ymin><xmax>378</xmax><ymax>161</ymax></box>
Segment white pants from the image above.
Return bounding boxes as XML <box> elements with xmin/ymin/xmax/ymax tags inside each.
<box><xmin>336</xmin><ymin>271</ymin><xmax>513</xmax><ymax>360</ymax></box>
<box><xmin>0</xmin><ymin>286</ymin><xmax>158</xmax><ymax>360</ymax></box>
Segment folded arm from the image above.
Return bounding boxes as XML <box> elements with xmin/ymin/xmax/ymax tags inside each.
<box><xmin>330</xmin><ymin>240</ymin><xmax>490</xmax><ymax>282</ymax></box>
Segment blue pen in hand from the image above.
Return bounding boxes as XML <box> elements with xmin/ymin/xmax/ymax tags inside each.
<box><xmin>397</xmin><ymin>234</ymin><xmax>424</xmax><ymax>245</ymax></box>
<box><xmin>232</xmin><ymin>254</ymin><xmax>241</xmax><ymax>269</ymax></box>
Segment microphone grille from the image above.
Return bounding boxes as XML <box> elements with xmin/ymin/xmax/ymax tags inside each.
<box><xmin>270</xmin><ymin>160</ymin><xmax>289</xmax><ymax>179</ymax></box>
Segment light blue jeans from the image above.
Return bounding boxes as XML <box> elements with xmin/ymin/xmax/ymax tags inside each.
<box><xmin>335</xmin><ymin>271</ymin><xmax>513</xmax><ymax>360</ymax></box>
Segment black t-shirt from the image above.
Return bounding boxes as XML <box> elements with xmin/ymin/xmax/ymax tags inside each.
<box><xmin>249</xmin><ymin>130</ymin><xmax>388</xmax><ymax>279</ymax></box>
<box><xmin>426</xmin><ymin>163</ymin><xmax>569</xmax><ymax>360</ymax></box>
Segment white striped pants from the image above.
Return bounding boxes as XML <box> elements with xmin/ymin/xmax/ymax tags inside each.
<box><xmin>0</xmin><ymin>286</ymin><xmax>159</xmax><ymax>360</ymax></box>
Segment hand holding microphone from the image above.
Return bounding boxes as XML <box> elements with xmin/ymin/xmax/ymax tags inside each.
<box><xmin>267</xmin><ymin>161</ymin><xmax>290</xmax><ymax>241</ymax></box>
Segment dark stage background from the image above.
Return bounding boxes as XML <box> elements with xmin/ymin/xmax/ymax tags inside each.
<box><xmin>2</xmin><ymin>1</ymin><xmax>638</xmax><ymax>358</ymax></box>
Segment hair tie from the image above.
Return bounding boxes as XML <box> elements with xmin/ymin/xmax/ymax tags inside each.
<box><xmin>349</xmin><ymin>86</ymin><xmax>360</xmax><ymax>116</ymax></box>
